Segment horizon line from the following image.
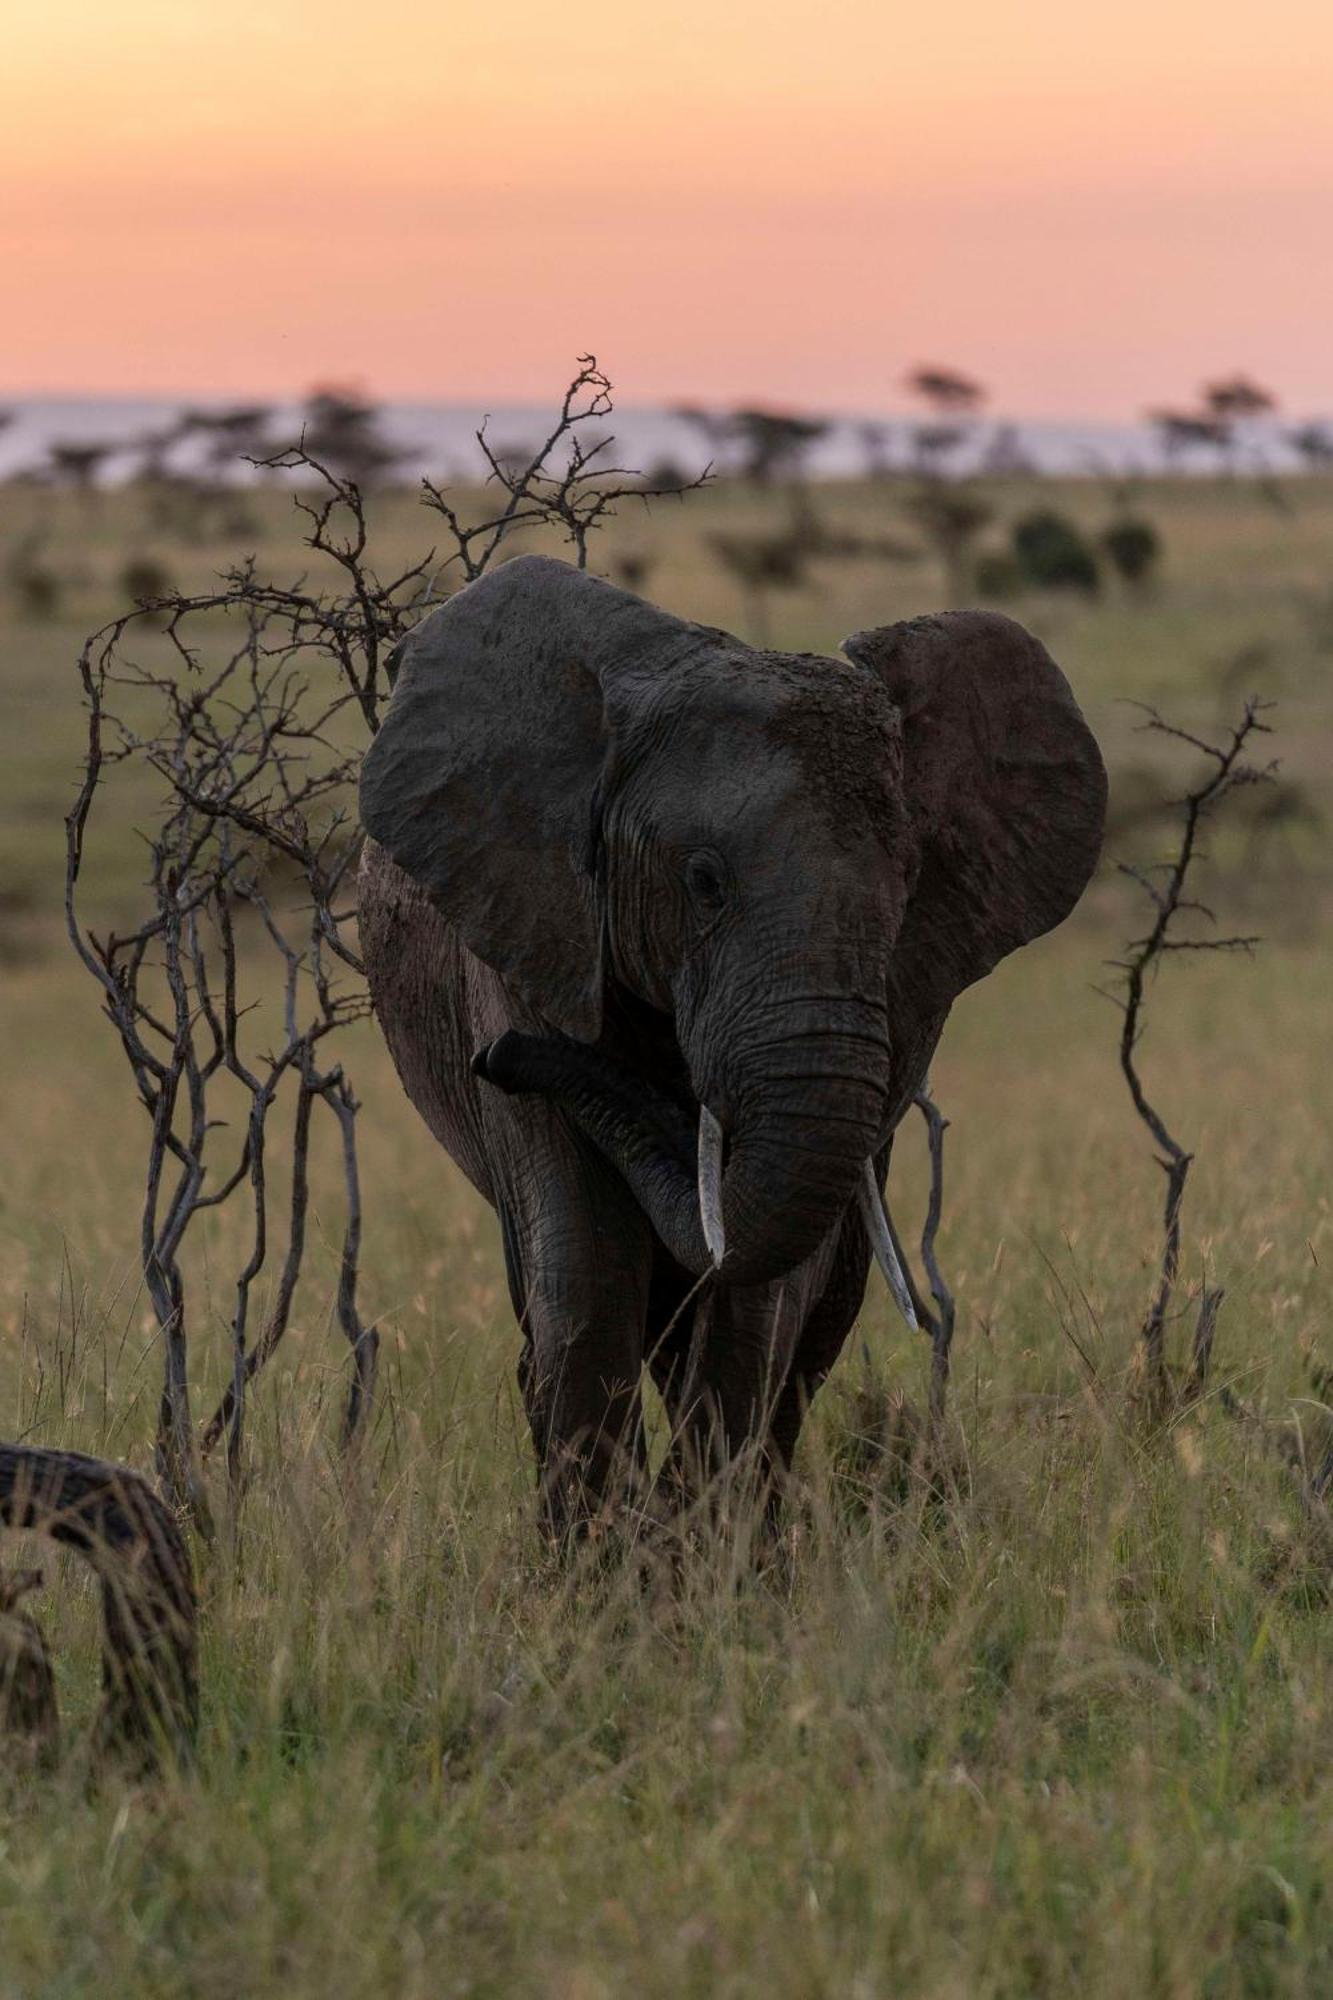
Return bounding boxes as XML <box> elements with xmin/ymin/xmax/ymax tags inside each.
<box><xmin>3</xmin><ymin>390</ymin><xmax>1325</xmax><ymax>426</ymax></box>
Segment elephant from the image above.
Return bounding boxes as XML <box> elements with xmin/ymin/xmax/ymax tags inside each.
<box><xmin>358</xmin><ymin>554</ymin><xmax>1106</xmax><ymax>1534</ymax></box>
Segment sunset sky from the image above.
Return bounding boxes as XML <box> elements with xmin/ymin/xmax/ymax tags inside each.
<box><xmin>5</xmin><ymin>0</ymin><xmax>1331</xmax><ymax>415</ymax></box>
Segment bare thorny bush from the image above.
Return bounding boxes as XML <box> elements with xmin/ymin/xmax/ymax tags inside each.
<box><xmin>1106</xmin><ymin>697</ymin><xmax>1275</xmax><ymax>1414</ymax></box>
<box><xmin>64</xmin><ymin>361</ymin><xmax>705</xmax><ymax>1533</ymax></box>
<box><xmin>1103</xmin><ymin>697</ymin><xmax>1333</xmax><ymax>1542</ymax></box>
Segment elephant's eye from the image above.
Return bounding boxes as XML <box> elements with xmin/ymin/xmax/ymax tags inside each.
<box><xmin>684</xmin><ymin>850</ymin><xmax>728</xmax><ymax>917</ymax></box>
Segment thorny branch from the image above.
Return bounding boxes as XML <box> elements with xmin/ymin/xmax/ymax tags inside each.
<box><xmin>1108</xmin><ymin>696</ymin><xmax>1274</xmax><ymax>1404</ymax></box>
<box><xmin>420</xmin><ymin>357</ymin><xmax>706</xmax><ymax>583</ymax></box>
<box><xmin>65</xmin><ymin>607</ymin><xmax>375</xmax><ymax>1528</ymax></box>
<box><xmin>64</xmin><ymin>360</ymin><xmax>692</xmax><ymax>1528</ymax></box>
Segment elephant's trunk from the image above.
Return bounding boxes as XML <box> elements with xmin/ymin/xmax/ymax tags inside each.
<box><xmin>703</xmin><ymin>1005</ymin><xmax>891</xmax><ymax>1285</ymax></box>
<box><xmin>474</xmin><ymin>997</ymin><xmax>892</xmax><ymax>1288</ymax></box>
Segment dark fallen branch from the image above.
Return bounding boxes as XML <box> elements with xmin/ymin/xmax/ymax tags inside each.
<box><xmin>0</xmin><ymin>1444</ymin><xmax>197</xmax><ymax>1770</ymax></box>
<box><xmin>0</xmin><ymin>1568</ymin><xmax>59</xmax><ymax>1768</ymax></box>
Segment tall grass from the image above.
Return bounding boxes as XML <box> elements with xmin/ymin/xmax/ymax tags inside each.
<box><xmin>0</xmin><ymin>474</ymin><xmax>1329</xmax><ymax>1993</ymax></box>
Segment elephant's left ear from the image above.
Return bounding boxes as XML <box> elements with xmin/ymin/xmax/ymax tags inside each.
<box><xmin>843</xmin><ymin>611</ymin><xmax>1107</xmax><ymax>1004</ymax></box>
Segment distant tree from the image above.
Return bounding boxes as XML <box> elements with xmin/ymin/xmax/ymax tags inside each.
<box><xmin>119</xmin><ymin>554</ymin><xmax>174</xmax><ymax>614</ymax></box>
<box><xmin>0</xmin><ymin>412</ymin><xmax>19</xmax><ymax>495</ymax></box>
<box><xmin>1150</xmin><ymin>379</ymin><xmax>1278</xmax><ymax>475</ymax></box>
<box><xmin>909</xmin><ymin>423</ymin><xmax>971</xmax><ymax>476</ymax></box>
<box><xmin>903</xmin><ymin>365</ymin><xmax>988</xmax><ymax>479</ymax></box>
<box><xmin>670</xmin><ymin>404</ymin><xmax>734</xmax><ymax>468</ymax></box>
<box><xmin>905</xmin><ymin>366</ymin><xmax>985</xmax><ymax>414</ymax></box>
<box><xmin>981</xmin><ymin>423</ymin><xmax>1036</xmax><ymax>478</ymax></box>
<box><xmin>790</xmin><ymin>497</ymin><xmax>918</xmax><ymax>565</ymax></box>
<box><xmin>638</xmin><ymin>455</ymin><xmax>692</xmax><ymax>493</ymax></box>
<box><xmin>487</xmin><ymin>440</ymin><xmax>540</xmax><ymax>481</ymax></box>
<box><xmin>973</xmin><ymin>550</ymin><xmax>1023</xmax><ymax>600</ymax></box>
<box><xmin>1147</xmin><ymin>410</ymin><xmax>1230</xmax><ymax>470</ymax></box>
<box><xmin>294</xmin><ymin>387</ymin><xmax>406</xmax><ymax>488</ymax></box>
<box><xmin>1288</xmin><ymin>423</ymin><xmax>1333</xmax><ymax>470</ymax></box>
<box><xmin>1101</xmin><ymin>516</ymin><xmax>1161</xmax><ymax>589</ymax></box>
<box><xmin>48</xmin><ymin>442</ymin><xmax>114</xmax><ymax>491</ymax></box>
<box><xmin>130</xmin><ymin>422</ymin><xmax>245</xmax><ymax>541</ymax></box>
<box><xmin>1204</xmin><ymin>376</ymin><xmax>1279</xmax><ymax>475</ymax></box>
<box><xmin>182</xmin><ymin>405</ymin><xmax>274</xmax><ymax>481</ymax></box>
<box><xmin>727</xmin><ymin>408</ymin><xmax>830</xmax><ymax>485</ymax></box>
<box><xmin>610</xmin><ymin>551</ymin><xmax>657</xmax><ymax>594</ymax></box>
<box><xmin>5</xmin><ymin>530</ymin><xmax>61</xmax><ymax>618</ymax></box>
<box><xmin>708</xmin><ymin>523</ymin><xmax>810</xmax><ymax>642</ymax></box>
<box><xmin>1203</xmin><ymin>375</ymin><xmax>1276</xmax><ymax>424</ymax></box>
<box><xmin>132</xmin><ymin>422</ymin><xmax>190</xmax><ymax>483</ymax></box>
<box><xmin>1012</xmin><ymin>509</ymin><xmax>1100</xmax><ymax>593</ymax></box>
<box><xmin>670</xmin><ymin>405</ymin><xmax>829</xmax><ymax>485</ymax></box>
<box><xmin>857</xmin><ymin>420</ymin><xmax>894</xmax><ymax>481</ymax></box>
<box><xmin>902</xmin><ymin>486</ymin><xmax>993</xmax><ymax>603</ymax></box>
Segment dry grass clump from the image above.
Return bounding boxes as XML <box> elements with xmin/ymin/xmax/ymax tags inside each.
<box><xmin>1</xmin><ymin>917</ymin><xmax>1328</xmax><ymax>1994</ymax></box>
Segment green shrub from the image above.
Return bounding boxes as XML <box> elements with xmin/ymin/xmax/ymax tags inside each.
<box><xmin>119</xmin><ymin>553</ymin><xmax>173</xmax><ymax>604</ymax></box>
<box><xmin>1012</xmin><ymin>508</ymin><xmax>1101</xmax><ymax>593</ymax></box>
<box><xmin>1102</xmin><ymin>515</ymin><xmax>1162</xmax><ymax>586</ymax></box>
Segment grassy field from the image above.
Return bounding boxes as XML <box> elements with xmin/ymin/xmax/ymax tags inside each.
<box><xmin>0</xmin><ymin>469</ymin><xmax>1330</xmax><ymax>1995</ymax></box>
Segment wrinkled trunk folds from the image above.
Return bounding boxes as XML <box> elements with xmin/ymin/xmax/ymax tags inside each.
<box><xmin>711</xmin><ymin>1088</ymin><xmax>886</xmax><ymax>1286</ymax></box>
<box><xmin>475</xmin><ymin>1002</ymin><xmax>890</xmax><ymax>1287</ymax></box>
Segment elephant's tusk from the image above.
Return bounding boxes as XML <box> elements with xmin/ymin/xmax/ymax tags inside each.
<box><xmin>858</xmin><ymin>1160</ymin><xmax>918</xmax><ymax>1332</ymax></box>
<box><xmin>697</xmin><ymin>1106</ymin><xmax>727</xmax><ymax>1270</ymax></box>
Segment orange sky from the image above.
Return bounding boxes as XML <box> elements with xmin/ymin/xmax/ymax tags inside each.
<box><xmin>5</xmin><ymin>0</ymin><xmax>1332</xmax><ymax>414</ymax></box>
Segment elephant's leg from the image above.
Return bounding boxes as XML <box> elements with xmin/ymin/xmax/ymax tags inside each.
<box><xmin>640</xmin><ymin>1249</ymin><xmax>723</xmax><ymax>1514</ymax></box>
<box><xmin>664</xmin><ymin>1221</ymin><xmax>870</xmax><ymax>1525</ymax></box>
<box><xmin>498</xmin><ymin>1148</ymin><xmax>656</xmax><ymax>1541</ymax></box>
<box><xmin>642</xmin><ymin>1248</ymin><xmax>700</xmax><ymax>1427</ymax></box>
<box><xmin>657</xmin><ymin>1280</ymin><xmax>806</xmax><ymax>1510</ymax></box>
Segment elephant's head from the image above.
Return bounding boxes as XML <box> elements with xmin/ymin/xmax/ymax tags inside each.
<box><xmin>360</xmin><ymin>556</ymin><xmax>1106</xmax><ymax>1287</ymax></box>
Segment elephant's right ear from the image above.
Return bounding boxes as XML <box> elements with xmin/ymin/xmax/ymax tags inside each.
<box><xmin>360</xmin><ymin>559</ymin><xmax>615</xmax><ymax>1042</ymax></box>
<box><xmin>843</xmin><ymin>610</ymin><xmax>1107</xmax><ymax>1014</ymax></box>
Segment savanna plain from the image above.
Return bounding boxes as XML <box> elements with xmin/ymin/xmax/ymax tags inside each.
<box><xmin>0</xmin><ymin>466</ymin><xmax>1330</xmax><ymax>1997</ymax></box>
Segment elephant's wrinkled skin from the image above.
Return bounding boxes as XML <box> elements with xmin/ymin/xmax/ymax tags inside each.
<box><xmin>358</xmin><ymin>555</ymin><xmax>1106</xmax><ymax>1530</ymax></box>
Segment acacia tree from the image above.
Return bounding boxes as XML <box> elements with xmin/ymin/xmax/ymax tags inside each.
<box><xmin>727</xmin><ymin>409</ymin><xmax>829</xmax><ymax>485</ymax></box>
<box><xmin>1203</xmin><ymin>375</ymin><xmax>1278</xmax><ymax>473</ymax></box>
<box><xmin>900</xmin><ymin>366</ymin><xmax>993</xmax><ymax>601</ymax></box>
<box><xmin>292</xmin><ymin>388</ymin><xmax>407</xmax><ymax>489</ymax></box>
<box><xmin>66</xmin><ymin>359</ymin><xmax>705</xmax><ymax>1527</ymax></box>
<box><xmin>1148</xmin><ymin>411</ymin><xmax>1230</xmax><ymax>472</ymax></box>
<box><xmin>48</xmin><ymin>441</ymin><xmax>116</xmax><ymax>499</ymax></box>
<box><xmin>903</xmin><ymin>365</ymin><xmax>986</xmax><ymax>474</ymax></box>
<box><xmin>1149</xmin><ymin>378</ymin><xmax>1278</xmax><ymax>476</ymax></box>
<box><xmin>668</xmin><ymin>404</ymin><xmax>829</xmax><ymax>485</ymax></box>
